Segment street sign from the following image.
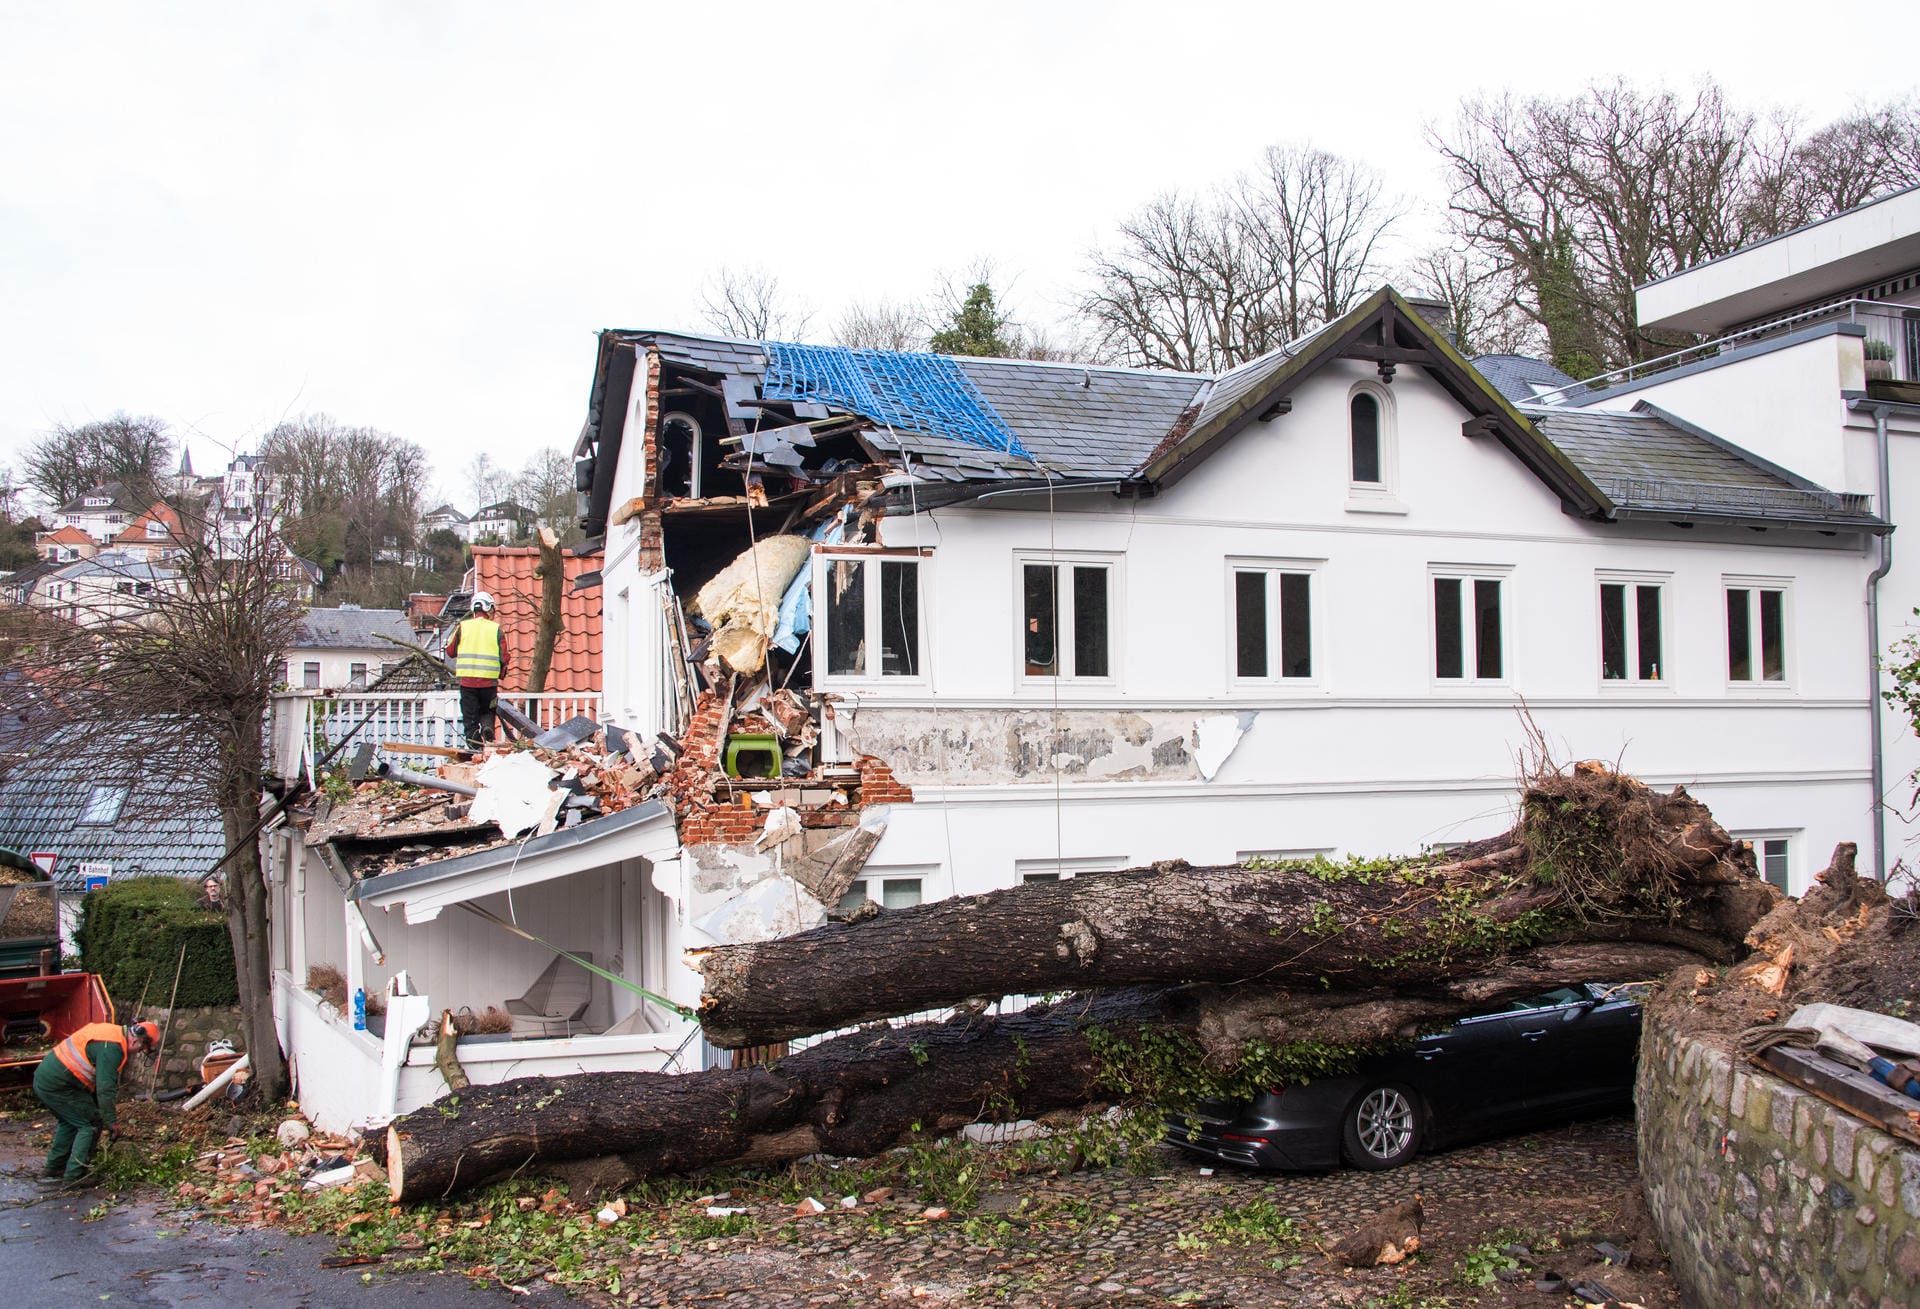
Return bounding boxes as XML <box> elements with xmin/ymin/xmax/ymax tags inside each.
<box><xmin>28</xmin><ymin>851</ymin><xmax>56</xmax><ymax>878</ymax></box>
<box><xmin>79</xmin><ymin>861</ymin><xmax>112</xmax><ymax>892</ymax></box>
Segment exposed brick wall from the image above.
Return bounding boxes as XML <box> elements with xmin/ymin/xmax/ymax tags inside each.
<box><xmin>662</xmin><ymin>690</ymin><xmax>910</xmax><ymax>849</ymax></box>
<box><xmin>856</xmin><ymin>755</ymin><xmax>915</xmax><ymax>805</ymax></box>
<box><xmin>638</xmin><ymin>348</ymin><xmax>665</xmax><ymax>572</ymax></box>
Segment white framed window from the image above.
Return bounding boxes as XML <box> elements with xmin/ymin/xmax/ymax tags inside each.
<box><xmin>837</xmin><ymin>877</ymin><xmax>923</xmax><ymax>912</ymax></box>
<box><xmin>1345</xmin><ymin>382</ymin><xmax>1403</xmax><ymax>513</ymax></box>
<box><xmin>1431</xmin><ymin>566</ymin><xmax>1508</xmax><ymax>683</ymax></box>
<box><xmin>1229</xmin><ymin>559</ymin><xmax>1319</xmax><ymax>684</ymax></box>
<box><xmin>816</xmin><ymin>550</ymin><xmax>925</xmax><ymax>683</ymax></box>
<box><xmin>1598</xmin><ymin>572</ymin><xmax>1670</xmax><ymax>684</ymax></box>
<box><xmin>1015</xmin><ymin>855</ymin><xmax>1128</xmax><ymax>884</ymax></box>
<box><xmin>1737</xmin><ymin>831</ymin><xmax>1795</xmax><ymax>892</ymax></box>
<box><xmin>348</xmin><ymin>662</ymin><xmax>369</xmax><ymax>690</ymax></box>
<box><xmin>1020</xmin><ymin>553</ymin><xmax>1118</xmax><ymax>682</ymax></box>
<box><xmin>1725</xmin><ymin>579</ymin><xmax>1788</xmax><ymax>685</ymax></box>
<box><xmin>302</xmin><ymin>662</ymin><xmax>321</xmax><ymax>690</ymax></box>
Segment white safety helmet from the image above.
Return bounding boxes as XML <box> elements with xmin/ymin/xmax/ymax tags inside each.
<box><xmin>470</xmin><ymin>591</ymin><xmax>495</xmax><ymax>612</ymax></box>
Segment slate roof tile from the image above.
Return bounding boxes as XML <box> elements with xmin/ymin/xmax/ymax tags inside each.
<box><xmin>0</xmin><ymin>729</ymin><xmax>224</xmax><ymax>892</ymax></box>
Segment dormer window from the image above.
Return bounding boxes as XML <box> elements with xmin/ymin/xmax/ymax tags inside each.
<box><xmin>146</xmin><ymin>519</ymin><xmax>167</xmax><ymax>537</ymax></box>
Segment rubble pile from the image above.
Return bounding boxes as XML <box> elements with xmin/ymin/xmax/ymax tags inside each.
<box><xmin>173</xmin><ymin>1112</ymin><xmax>384</xmax><ymax>1223</ymax></box>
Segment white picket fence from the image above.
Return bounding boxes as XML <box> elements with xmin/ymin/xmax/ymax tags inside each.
<box><xmin>268</xmin><ymin>690</ymin><xmax>603</xmax><ymax>780</ymax></box>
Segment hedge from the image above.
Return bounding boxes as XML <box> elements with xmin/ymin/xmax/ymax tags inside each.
<box><xmin>76</xmin><ymin>877</ymin><xmax>238</xmax><ymax>1008</ymax></box>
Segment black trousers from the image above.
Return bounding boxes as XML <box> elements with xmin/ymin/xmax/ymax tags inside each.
<box><xmin>460</xmin><ymin>685</ymin><xmax>499</xmax><ymax>748</ymax></box>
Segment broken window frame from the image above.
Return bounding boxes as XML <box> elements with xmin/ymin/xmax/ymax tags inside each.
<box><xmin>813</xmin><ymin>548</ymin><xmax>928</xmax><ymax>687</ymax></box>
<box><xmin>1430</xmin><ymin>565</ymin><xmax>1509</xmax><ymax>685</ymax></box>
<box><xmin>1596</xmin><ymin>571</ymin><xmax>1670</xmax><ymax>686</ymax></box>
<box><xmin>1228</xmin><ymin>557</ymin><xmax>1320</xmax><ymax>687</ymax></box>
<box><xmin>1724</xmin><ymin>577</ymin><xmax>1790</xmax><ymax>687</ymax></box>
<box><xmin>1016</xmin><ymin>552</ymin><xmax>1119</xmax><ymax>686</ymax></box>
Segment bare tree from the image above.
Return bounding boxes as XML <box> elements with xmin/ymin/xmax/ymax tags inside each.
<box><xmin>464</xmin><ymin>452</ymin><xmax>506</xmax><ymax>513</ymax></box>
<box><xmin>261</xmin><ymin>415</ymin><xmax>428</xmax><ymax>576</ymax></box>
<box><xmin>698</xmin><ymin>265</ymin><xmax>815</xmax><ymax>341</ymax></box>
<box><xmin>512</xmin><ymin>447</ymin><xmax>583</xmax><ymax>545</ymax></box>
<box><xmin>1235</xmin><ymin>145</ymin><xmax>1403</xmax><ymax>342</ymax></box>
<box><xmin>0</xmin><ymin>508</ymin><xmax>307</xmax><ymax>1099</ymax></box>
<box><xmin>833</xmin><ymin>299</ymin><xmax>927</xmax><ymax>351</ymax></box>
<box><xmin>1431</xmin><ymin>81</ymin><xmax>1920</xmax><ymax>375</ymax></box>
<box><xmin>1400</xmin><ymin>244</ymin><xmax>1538</xmax><ymax>358</ymax></box>
<box><xmin>21</xmin><ymin>413</ymin><xmax>175</xmax><ymax>509</ymax></box>
<box><xmin>1746</xmin><ymin>97</ymin><xmax>1920</xmax><ymax>232</ymax></box>
<box><xmin>1081</xmin><ymin>146</ymin><xmax>1399</xmax><ymax>373</ymax></box>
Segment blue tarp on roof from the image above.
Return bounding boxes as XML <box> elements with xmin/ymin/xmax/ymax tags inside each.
<box><xmin>761</xmin><ymin>342</ymin><xmax>1030</xmax><ymax>460</ymax></box>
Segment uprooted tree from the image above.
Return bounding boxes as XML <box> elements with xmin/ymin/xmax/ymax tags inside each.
<box><xmin>381</xmin><ymin>762</ymin><xmax>1780</xmax><ymax>1202</ymax></box>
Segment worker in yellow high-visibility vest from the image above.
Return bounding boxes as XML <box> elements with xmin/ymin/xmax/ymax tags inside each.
<box><xmin>33</xmin><ymin>1020</ymin><xmax>159</xmax><ymax>1184</ymax></box>
<box><xmin>445</xmin><ymin>590</ymin><xmax>511</xmax><ymax>749</ymax></box>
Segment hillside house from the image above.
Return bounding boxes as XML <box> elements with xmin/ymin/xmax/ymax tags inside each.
<box><xmin>284</xmin><ymin>605</ymin><xmax>418</xmax><ymax>691</ymax></box>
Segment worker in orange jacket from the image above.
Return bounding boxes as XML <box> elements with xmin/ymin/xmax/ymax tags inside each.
<box><xmin>33</xmin><ymin>1020</ymin><xmax>158</xmax><ymax>1183</ymax></box>
<box><xmin>445</xmin><ymin>590</ymin><xmax>511</xmax><ymax>749</ymax></box>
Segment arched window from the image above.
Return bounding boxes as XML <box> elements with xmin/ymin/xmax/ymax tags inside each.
<box><xmin>1350</xmin><ymin>392</ymin><xmax>1381</xmax><ymax>485</ymax></box>
<box><xmin>658</xmin><ymin>411</ymin><xmax>703</xmax><ymax>499</ymax></box>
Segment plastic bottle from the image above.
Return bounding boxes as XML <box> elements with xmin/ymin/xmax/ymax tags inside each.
<box><xmin>352</xmin><ymin>987</ymin><xmax>367</xmax><ymax>1031</ymax></box>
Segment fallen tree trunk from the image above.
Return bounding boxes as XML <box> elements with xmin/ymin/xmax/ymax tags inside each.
<box><xmin>693</xmin><ymin>768</ymin><xmax>1776</xmax><ymax>1047</ymax></box>
<box><xmin>383</xmin><ymin>940</ymin><xmax>1709</xmax><ymax>1202</ymax></box>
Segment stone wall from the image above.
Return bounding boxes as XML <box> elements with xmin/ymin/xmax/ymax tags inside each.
<box><xmin>1638</xmin><ymin>1016</ymin><xmax>1920</xmax><ymax>1307</ymax></box>
<box><xmin>130</xmin><ymin>1003</ymin><xmax>245</xmax><ymax>1092</ymax></box>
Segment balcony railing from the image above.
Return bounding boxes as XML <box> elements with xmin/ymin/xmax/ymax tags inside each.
<box><xmin>268</xmin><ymin>690</ymin><xmax>604</xmax><ymax>782</ymax></box>
<box><xmin>1532</xmin><ymin>298</ymin><xmax>1920</xmax><ymax>405</ymax></box>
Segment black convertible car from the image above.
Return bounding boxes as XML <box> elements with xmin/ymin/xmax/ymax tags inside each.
<box><xmin>1166</xmin><ymin>982</ymin><xmax>1644</xmax><ymax>1171</ymax></box>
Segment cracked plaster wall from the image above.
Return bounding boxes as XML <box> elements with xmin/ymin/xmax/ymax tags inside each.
<box><xmin>834</xmin><ymin>708</ymin><xmax>1233</xmax><ymax>785</ymax></box>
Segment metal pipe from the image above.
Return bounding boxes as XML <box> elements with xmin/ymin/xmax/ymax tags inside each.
<box><xmin>374</xmin><ymin>760</ymin><xmax>478</xmax><ymax>797</ymax></box>
<box><xmin>1865</xmin><ymin>401</ymin><xmax>1894</xmax><ymax>882</ymax></box>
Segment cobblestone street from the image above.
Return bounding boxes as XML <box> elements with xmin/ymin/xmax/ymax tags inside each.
<box><xmin>581</xmin><ymin>1116</ymin><xmax>1682</xmax><ymax>1308</ymax></box>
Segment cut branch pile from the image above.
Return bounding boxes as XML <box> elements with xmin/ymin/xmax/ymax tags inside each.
<box><xmin>383</xmin><ymin>762</ymin><xmax>1780</xmax><ymax>1202</ymax></box>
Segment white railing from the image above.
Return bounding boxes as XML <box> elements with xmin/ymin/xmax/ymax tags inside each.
<box><xmin>268</xmin><ymin>690</ymin><xmax>605</xmax><ymax>782</ymax></box>
<box><xmin>1532</xmin><ymin>298</ymin><xmax>1920</xmax><ymax>404</ymax></box>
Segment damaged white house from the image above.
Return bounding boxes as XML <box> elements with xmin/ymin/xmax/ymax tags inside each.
<box><xmin>265</xmin><ymin>183</ymin><xmax>1920</xmax><ymax>1129</ymax></box>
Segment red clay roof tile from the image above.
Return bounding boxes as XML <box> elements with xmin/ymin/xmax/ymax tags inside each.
<box><xmin>470</xmin><ymin>546</ymin><xmax>603</xmax><ymax>695</ymax></box>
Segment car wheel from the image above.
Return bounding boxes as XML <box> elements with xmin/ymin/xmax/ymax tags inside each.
<box><xmin>1340</xmin><ymin>1082</ymin><xmax>1422</xmax><ymax>1170</ymax></box>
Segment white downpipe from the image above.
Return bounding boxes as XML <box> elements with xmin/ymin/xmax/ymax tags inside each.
<box><xmin>1866</xmin><ymin>402</ymin><xmax>1895</xmax><ymax>881</ymax></box>
<box><xmin>181</xmin><ymin>1054</ymin><xmax>250</xmax><ymax>1111</ymax></box>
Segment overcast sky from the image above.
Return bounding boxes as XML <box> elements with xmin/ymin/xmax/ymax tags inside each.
<box><xmin>1</xmin><ymin>2</ymin><xmax>1912</xmax><ymax>507</ymax></box>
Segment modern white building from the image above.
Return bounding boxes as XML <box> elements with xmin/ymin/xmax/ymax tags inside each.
<box><xmin>1538</xmin><ymin>182</ymin><xmax>1920</xmax><ymax>882</ymax></box>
